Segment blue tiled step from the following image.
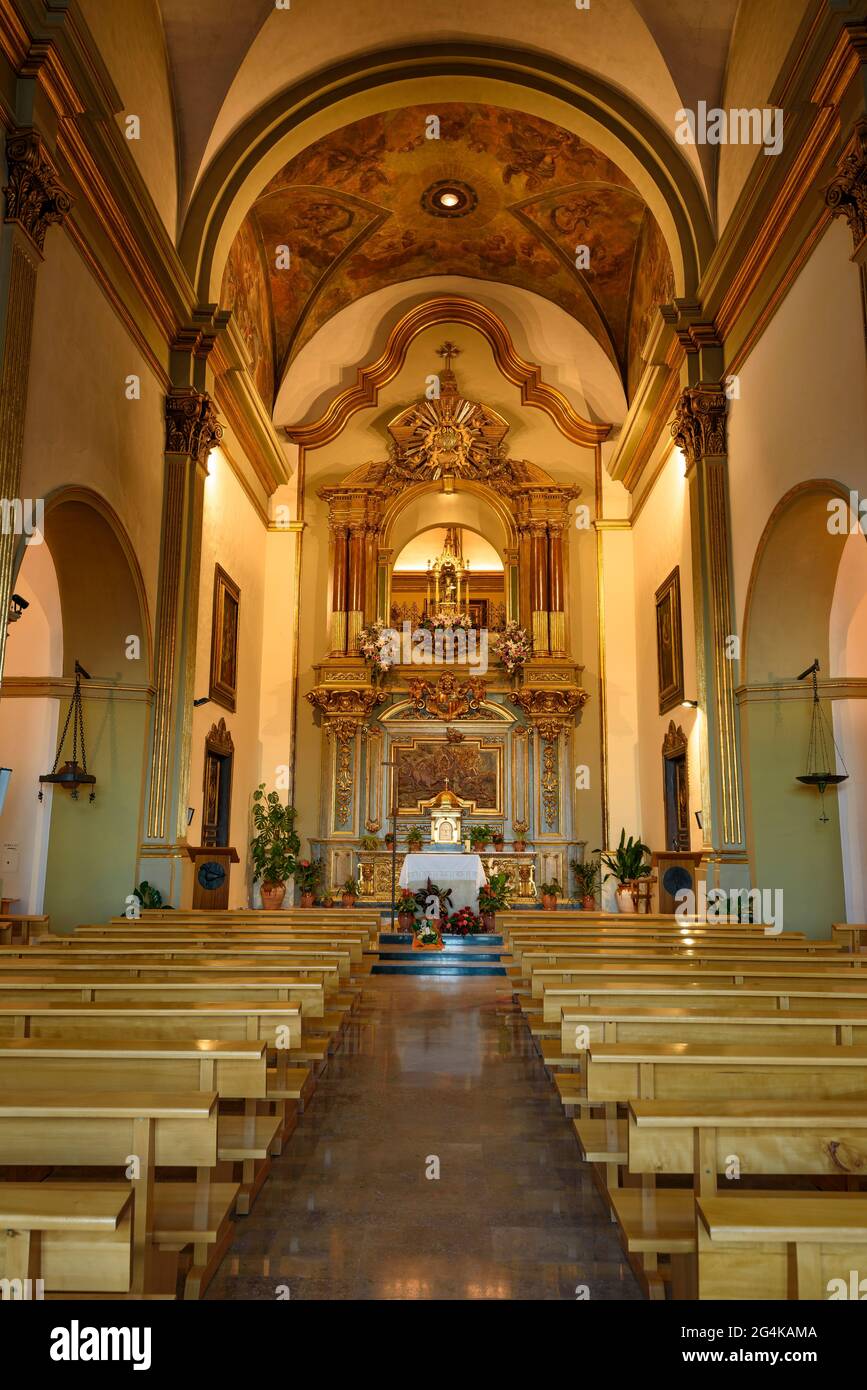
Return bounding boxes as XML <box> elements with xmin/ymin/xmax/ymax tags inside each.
<box><xmin>379</xmin><ymin>933</ymin><xmax>503</xmax><ymax>947</ymax></box>
<box><xmin>377</xmin><ymin>950</ymin><xmax>504</xmax><ymax>963</ymax></box>
<box><xmin>371</xmin><ymin>963</ymin><xmax>507</xmax><ymax>977</ymax></box>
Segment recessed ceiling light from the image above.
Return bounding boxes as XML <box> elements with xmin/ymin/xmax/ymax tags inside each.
<box><xmin>421</xmin><ymin>180</ymin><xmax>478</xmax><ymax>219</ymax></box>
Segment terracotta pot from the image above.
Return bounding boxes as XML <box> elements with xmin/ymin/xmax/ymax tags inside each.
<box><xmin>542</xmin><ymin>894</ymin><xmax>558</xmax><ymax>911</ymax></box>
<box><xmin>260</xmin><ymin>882</ymin><xmax>286</xmax><ymax>910</ymax></box>
<box><xmin>323</xmin><ymin>897</ymin><xmax>334</xmax><ymax>908</ymax></box>
<box><xmin>513</xmin><ymin>840</ymin><xmax>526</xmax><ymax>853</ymax></box>
<box><xmin>299</xmin><ymin>890</ymin><xmax>315</xmax><ymax>908</ymax></box>
<box><xmin>481</xmin><ymin>911</ymin><xmax>496</xmax><ymax>932</ymax></box>
<box><xmin>581</xmin><ymin>895</ymin><xmax>596</xmax><ymax>911</ymax></box>
<box><xmin>493</xmin><ymin>839</ymin><xmax>505</xmax><ymax>852</ymax></box>
<box><xmin>615</xmin><ymin>885</ymin><xmax>637</xmax><ymax>913</ymax></box>
<box><xmin>407</xmin><ymin>840</ymin><xmax>423</xmax><ymax>853</ymax></box>
<box><xmin>385</xmin><ymin>836</ymin><xmax>395</xmax><ymax>847</ymax></box>
<box><xmin>342</xmin><ymin>892</ymin><xmax>356</xmax><ymax>907</ymax></box>
<box><xmin>471</xmin><ymin>841</ymin><xmax>489</xmax><ymax>853</ymax></box>
<box><xmin>397</xmin><ymin>910</ymin><xmax>415</xmax><ymax>930</ymax></box>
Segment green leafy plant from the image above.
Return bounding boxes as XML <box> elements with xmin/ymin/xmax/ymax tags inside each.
<box><xmin>469</xmin><ymin>823</ymin><xmax>492</xmax><ymax>846</ymax></box>
<box><xmin>599</xmin><ymin>829</ymin><xmax>651</xmax><ymax>886</ymax></box>
<box><xmin>250</xmin><ymin>784</ymin><xmax>300</xmax><ymax>886</ymax></box>
<box><xmin>414</xmin><ymin>878</ymin><xmax>453</xmax><ymax>916</ymax></box>
<box><xmin>341</xmin><ymin>878</ymin><xmax>358</xmax><ymax>896</ymax></box>
<box><xmin>571</xmin><ymin>858</ymin><xmax>599</xmax><ymax>897</ymax></box>
<box><xmin>406</xmin><ymin>826</ymin><xmax>424</xmax><ymax>848</ymax></box>
<box><xmin>539</xmin><ymin>879</ymin><xmax>563</xmax><ymax>898</ymax></box>
<box><xmin>359</xmin><ymin>835</ymin><xmax>379</xmax><ymax>851</ymax></box>
<box><xmin>478</xmin><ymin>871</ymin><xmax>511</xmax><ymax>913</ymax></box>
<box><xmin>293</xmin><ymin>858</ymin><xmax>323</xmax><ymax>892</ymax></box>
<box><xmin>394</xmin><ymin>888</ymin><xmax>419</xmax><ymax>918</ymax></box>
<box><xmin>415</xmin><ymin>923</ymin><xmax>440</xmax><ymax>946</ymax></box>
<box><xmin>131</xmin><ymin>880</ymin><xmax>164</xmax><ymax>910</ymax></box>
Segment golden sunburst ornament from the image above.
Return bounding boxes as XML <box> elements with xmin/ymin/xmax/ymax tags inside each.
<box><xmin>386</xmin><ymin>343</ymin><xmax>510</xmax><ymax>483</ymax></box>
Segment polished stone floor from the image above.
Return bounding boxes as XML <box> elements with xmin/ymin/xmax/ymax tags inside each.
<box><xmin>206</xmin><ymin>975</ymin><xmax>643</xmax><ymax>1300</ymax></box>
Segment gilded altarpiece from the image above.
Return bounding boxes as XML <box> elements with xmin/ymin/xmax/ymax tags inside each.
<box><xmin>305</xmin><ymin>343</ymin><xmax>593</xmax><ymax>896</ymax></box>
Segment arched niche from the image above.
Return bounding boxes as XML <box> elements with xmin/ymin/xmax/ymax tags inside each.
<box><xmin>741</xmin><ymin>480</ymin><xmax>863</xmax><ymax>935</ymax></box>
<box><xmin>3</xmin><ymin>488</ymin><xmax>153</xmax><ymax>930</ymax></box>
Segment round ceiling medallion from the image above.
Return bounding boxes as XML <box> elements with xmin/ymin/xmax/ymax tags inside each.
<box><xmin>421</xmin><ymin>180</ymin><xmax>479</xmax><ymax>219</ymax></box>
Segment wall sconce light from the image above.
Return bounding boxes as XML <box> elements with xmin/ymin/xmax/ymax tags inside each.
<box><xmin>187</xmin><ymin>807</ymin><xmax>195</xmax><ymax>826</ymax></box>
<box><xmin>7</xmin><ymin>593</ymin><xmax>28</xmax><ymax>628</ymax></box>
<box><xmin>193</xmin><ymin>697</ymin><xmax>210</xmax><ymax>707</ymax></box>
<box><xmin>694</xmin><ymin>810</ymin><xmax>703</xmax><ymax>830</ymax></box>
<box><xmin>681</xmin><ymin>699</ymin><xmax>698</xmax><ymax>709</ymax></box>
<box><xmin>0</xmin><ymin>768</ymin><xmax>12</xmax><ymax>815</ymax></box>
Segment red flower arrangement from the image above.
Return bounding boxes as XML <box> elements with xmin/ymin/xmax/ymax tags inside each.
<box><xmin>443</xmin><ymin>906</ymin><xmax>484</xmax><ymax>936</ymax></box>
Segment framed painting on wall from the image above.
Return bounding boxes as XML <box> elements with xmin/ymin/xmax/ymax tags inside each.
<box><xmin>209</xmin><ymin>564</ymin><xmax>240</xmax><ymax>712</ymax></box>
<box><xmin>655</xmin><ymin>566</ymin><xmax>684</xmax><ymax>714</ymax></box>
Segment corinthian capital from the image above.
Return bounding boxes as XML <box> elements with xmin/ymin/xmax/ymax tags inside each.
<box><xmin>825</xmin><ymin>118</ymin><xmax>867</xmax><ymax>259</ymax></box>
<box><xmin>671</xmin><ymin>385</ymin><xmax>727</xmax><ymax>467</ymax></box>
<box><xmin>165</xmin><ymin>388</ymin><xmax>223</xmax><ymax>462</ymax></box>
<box><xmin>3</xmin><ymin>130</ymin><xmax>72</xmax><ymax>254</ymax></box>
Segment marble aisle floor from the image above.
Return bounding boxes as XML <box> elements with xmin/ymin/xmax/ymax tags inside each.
<box><xmin>205</xmin><ymin>975</ymin><xmax>644</xmax><ymax>1300</ymax></box>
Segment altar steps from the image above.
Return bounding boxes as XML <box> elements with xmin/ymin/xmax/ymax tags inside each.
<box><xmin>371</xmin><ymin>933</ymin><xmax>508</xmax><ymax>977</ymax></box>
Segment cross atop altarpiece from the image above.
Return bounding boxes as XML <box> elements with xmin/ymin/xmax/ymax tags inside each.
<box><xmin>436</xmin><ymin>342</ymin><xmax>461</xmax><ymax>373</ymax></box>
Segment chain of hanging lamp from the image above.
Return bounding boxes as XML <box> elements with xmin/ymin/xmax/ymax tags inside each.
<box><xmin>796</xmin><ymin>662</ymin><xmax>848</xmax><ymax>822</ymax></box>
<box><xmin>38</xmin><ymin>663</ymin><xmax>95</xmax><ymax>802</ymax></box>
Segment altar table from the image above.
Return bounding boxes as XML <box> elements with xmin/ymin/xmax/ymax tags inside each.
<box><xmin>399</xmin><ymin>853</ymin><xmax>487</xmax><ymax>913</ymax></box>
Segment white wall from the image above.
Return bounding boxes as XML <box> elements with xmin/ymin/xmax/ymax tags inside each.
<box><xmin>0</xmin><ymin>542</ymin><xmax>62</xmax><ymax>910</ymax></box>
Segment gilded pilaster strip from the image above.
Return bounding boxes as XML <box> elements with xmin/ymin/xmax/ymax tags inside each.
<box><xmin>0</xmin><ymin>240</ymin><xmax>37</xmax><ymax>678</ymax></box>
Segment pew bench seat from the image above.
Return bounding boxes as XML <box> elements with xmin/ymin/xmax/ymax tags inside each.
<box><xmin>696</xmin><ymin>1195</ymin><xmax>867</xmax><ymax>1300</ymax></box>
<box><xmin>0</xmin><ymin>1184</ymin><xmax>133</xmax><ymax>1295</ymax></box>
<box><xmin>573</xmin><ymin>1117</ymin><xmax>627</xmax><ymax>1165</ymax></box>
<box><xmin>539</xmin><ymin>1038</ymin><xmax>582</xmax><ymax>1069</ymax></box>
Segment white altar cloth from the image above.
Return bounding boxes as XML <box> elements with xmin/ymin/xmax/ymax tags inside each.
<box><xmin>399</xmin><ymin>852</ymin><xmax>488</xmax><ymax>913</ymax></box>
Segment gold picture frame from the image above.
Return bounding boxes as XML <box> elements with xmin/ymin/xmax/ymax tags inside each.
<box><xmin>655</xmin><ymin>566</ymin><xmax>684</xmax><ymax>714</ymax></box>
<box><xmin>391</xmin><ymin>736</ymin><xmax>503</xmax><ymax>816</ymax></box>
<box><xmin>209</xmin><ymin>564</ymin><xmax>240</xmax><ymax>712</ymax></box>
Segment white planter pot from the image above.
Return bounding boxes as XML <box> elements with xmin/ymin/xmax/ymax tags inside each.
<box><xmin>615</xmin><ymin>885</ymin><xmax>637</xmax><ymax>913</ymax></box>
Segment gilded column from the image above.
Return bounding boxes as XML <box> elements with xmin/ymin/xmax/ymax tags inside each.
<box><xmin>529</xmin><ymin>522</ymin><xmax>550</xmax><ymax>655</ymax></box>
<box><xmin>329</xmin><ymin>522</ymin><xmax>349</xmax><ymax>654</ymax></box>
<box><xmin>547</xmin><ymin>522</ymin><xmax>566</xmax><ymax>657</ymax></box>
<box><xmin>347</xmin><ymin>524</ymin><xmax>365</xmax><ymax>652</ymax></box>
<box><xmin>144</xmin><ymin>388</ymin><xmax>222</xmax><ymax>861</ymax></box>
<box><xmin>672</xmin><ymin>384</ymin><xmax>747</xmax><ymax>887</ymax></box>
<box><xmin>0</xmin><ymin>130</ymin><xmax>71</xmax><ymax>679</ymax></box>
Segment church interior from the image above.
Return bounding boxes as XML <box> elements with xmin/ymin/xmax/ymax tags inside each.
<box><xmin>0</xmin><ymin>0</ymin><xmax>867</xmax><ymax>1320</ymax></box>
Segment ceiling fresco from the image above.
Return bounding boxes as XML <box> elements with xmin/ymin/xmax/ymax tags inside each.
<box><xmin>220</xmin><ymin>103</ymin><xmax>675</xmax><ymax>411</ymax></box>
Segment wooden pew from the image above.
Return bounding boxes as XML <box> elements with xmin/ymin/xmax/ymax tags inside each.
<box><xmin>832</xmin><ymin>923</ymin><xmax>867</xmax><ymax>953</ymax></box>
<box><xmin>0</xmin><ymin>1089</ymin><xmax>232</xmax><ymax>1298</ymax></box>
<box><xmin>57</xmin><ymin>931</ymin><xmax>368</xmax><ymax>967</ymax></box>
<box><xmin>0</xmin><ymin>1185</ymin><xmax>133</xmax><ymax>1296</ymax></box>
<box><xmin>6</xmin><ymin>944</ymin><xmax>355</xmax><ymax>982</ymax></box>
<box><xmin>0</xmin><ymin>975</ymin><xmax>327</xmax><ymax>1015</ymax></box>
<box><xmin>0</xmin><ymin>1038</ymin><xmax>299</xmax><ymax>1212</ymax></box>
<box><xmin>541</xmin><ymin>976</ymin><xmax>867</xmax><ymax>1023</ymax></box>
<box><xmin>0</xmin><ymin>999</ymin><xmax>302</xmax><ymax>1048</ymax></box>
<box><xmin>696</xmin><ymin>1195</ymin><xmax>867</xmax><ymax>1299</ymax></box>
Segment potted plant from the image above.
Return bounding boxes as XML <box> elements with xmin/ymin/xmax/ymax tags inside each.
<box><xmin>395</xmin><ymin>888</ymin><xmax>418</xmax><ymax>931</ymax></box>
<box><xmin>571</xmin><ymin>857</ymin><xmax>599</xmax><ymax>911</ymax></box>
<box><xmin>129</xmin><ymin>880</ymin><xmax>165</xmax><ymax>912</ymax></box>
<box><xmin>492</xmin><ymin>828</ymin><xmax>505</xmax><ymax>852</ymax></box>
<box><xmin>293</xmin><ymin>858</ymin><xmax>322</xmax><ymax>907</ymax></box>
<box><xmin>384</xmin><ymin>831</ymin><xmax>395</xmax><ymax>849</ymax></box>
<box><xmin>539</xmin><ymin>878</ymin><xmax>562</xmax><ymax>910</ymax></box>
<box><xmin>406</xmin><ymin>826</ymin><xmax>424</xmax><ymax>852</ymax></box>
<box><xmin>322</xmin><ymin>893</ymin><xmax>335</xmax><ymax>908</ymax></box>
<box><xmin>250</xmin><ymin>783</ymin><xmax>300</xmax><ymax>909</ymax></box>
<box><xmin>477</xmin><ymin>871</ymin><xmax>511</xmax><ymax>931</ymax></box>
<box><xmin>360</xmin><ymin>835</ymin><xmax>379</xmax><ymax>851</ymax></box>
<box><xmin>341</xmin><ymin>877</ymin><xmax>358</xmax><ymax>908</ymax></box>
<box><xmin>512</xmin><ymin>824</ymin><xmax>528</xmax><ymax>854</ymax></box>
<box><xmin>414</xmin><ymin>878</ymin><xmax>453</xmax><ymax>925</ymax></box>
<box><xmin>599</xmin><ymin>830</ymin><xmax>651</xmax><ymax>913</ymax></box>
<box><xmin>413</xmin><ymin>921</ymin><xmax>444</xmax><ymax>951</ymax></box>
<box><xmin>469</xmin><ymin>823</ymin><xmax>492</xmax><ymax>852</ymax></box>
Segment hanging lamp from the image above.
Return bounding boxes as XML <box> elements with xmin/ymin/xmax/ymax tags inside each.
<box><xmin>39</xmin><ymin>661</ymin><xmax>96</xmax><ymax>802</ymax></box>
<box><xmin>795</xmin><ymin>658</ymin><xmax>847</xmax><ymax>822</ymax></box>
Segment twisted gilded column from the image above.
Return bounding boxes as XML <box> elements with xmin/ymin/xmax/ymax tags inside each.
<box><xmin>329</xmin><ymin>522</ymin><xmax>349</xmax><ymax>654</ymax></box>
<box><xmin>672</xmin><ymin>384</ymin><xmax>747</xmax><ymax>886</ymax></box>
<box><xmin>529</xmin><ymin>521</ymin><xmax>550</xmax><ymax>655</ymax></box>
<box><xmin>0</xmin><ymin>129</ymin><xmax>71</xmax><ymax>679</ymax></box>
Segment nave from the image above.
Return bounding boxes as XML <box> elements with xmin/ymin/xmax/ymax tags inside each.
<box><xmin>205</xmin><ymin>973</ymin><xmax>641</xmax><ymax>1301</ymax></box>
